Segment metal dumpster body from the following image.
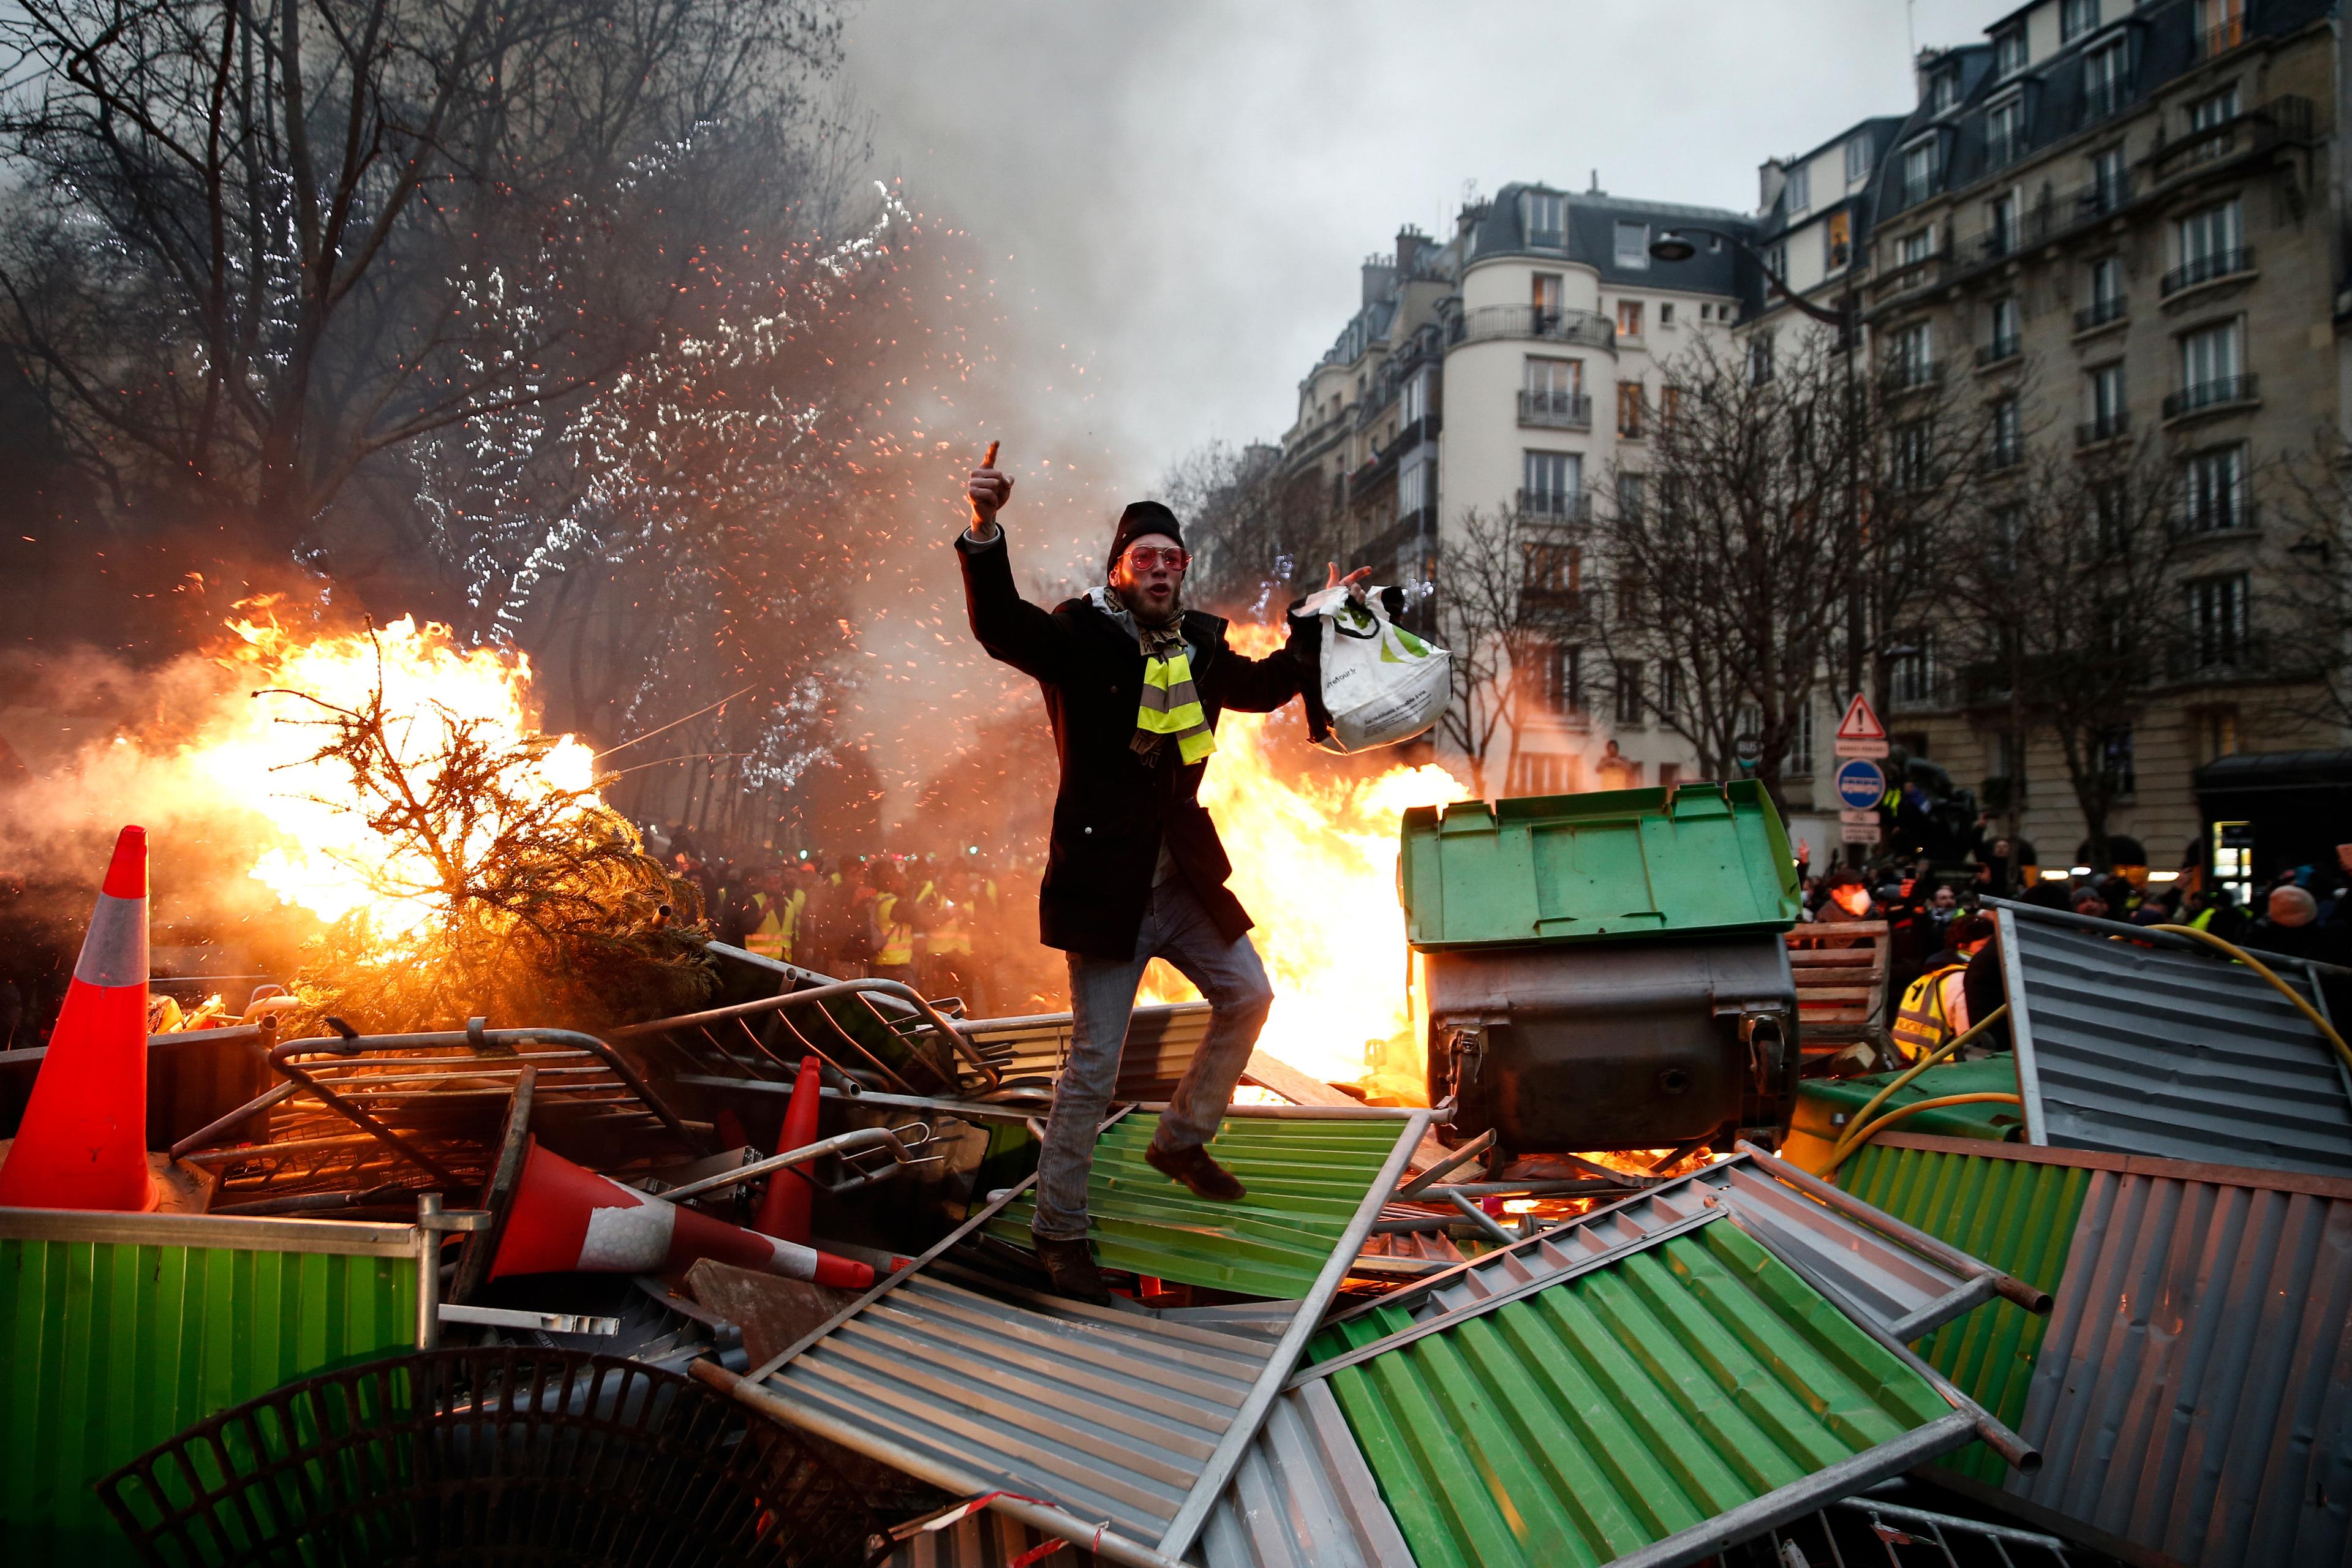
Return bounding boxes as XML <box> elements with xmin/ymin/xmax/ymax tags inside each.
<box><xmin>1403</xmin><ymin>782</ymin><xmax>1803</xmax><ymax>1153</ymax></box>
<box><xmin>1422</xmin><ymin>931</ymin><xmax>1798</xmax><ymax>1150</ymax></box>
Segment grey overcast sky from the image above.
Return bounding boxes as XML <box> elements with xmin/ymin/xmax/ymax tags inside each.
<box><xmin>842</xmin><ymin>0</ymin><xmax>2024</xmax><ymax>498</ymax></box>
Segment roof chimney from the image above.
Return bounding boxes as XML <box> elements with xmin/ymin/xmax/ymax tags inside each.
<box><xmin>1396</xmin><ymin>225</ymin><xmax>1430</xmax><ymax>279</ymax></box>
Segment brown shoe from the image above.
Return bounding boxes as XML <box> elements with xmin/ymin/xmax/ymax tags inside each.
<box><xmin>1145</xmin><ymin>1141</ymin><xmax>1247</xmax><ymax>1202</ymax></box>
<box><xmin>1033</xmin><ymin>1236</ymin><xmax>1110</xmax><ymax>1304</ymax></box>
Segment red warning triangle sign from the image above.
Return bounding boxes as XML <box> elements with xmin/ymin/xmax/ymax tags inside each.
<box><xmin>1835</xmin><ymin>691</ymin><xmax>1887</xmax><ymax>742</ymax></box>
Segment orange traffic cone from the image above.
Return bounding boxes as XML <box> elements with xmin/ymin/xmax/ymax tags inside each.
<box><xmin>0</xmin><ymin>826</ymin><xmax>154</xmax><ymax>1212</ymax></box>
<box><xmin>490</xmin><ymin>1139</ymin><xmax>873</xmax><ymax>1289</ymax></box>
<box><xmin>754</xmin><ymin>1054</ymin><xmax>822</xmax><ymax>1243</ymax></box>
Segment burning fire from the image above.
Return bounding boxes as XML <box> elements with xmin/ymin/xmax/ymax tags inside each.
<box><xmin>1142</xmin><ymin>624</ymin><xmax>1471</xmax><ymax>1092</ymax></box>
<box><xmin>192</xmin><ymin>603</ymin><xmax>598</xmax><ymax>943</ymax></box>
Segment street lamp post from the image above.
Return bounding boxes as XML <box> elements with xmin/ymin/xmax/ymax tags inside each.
<box><xmin>1651</xmin><ymin>225</ymin><xmax>1871</xmax><ymax>862</ymax></box>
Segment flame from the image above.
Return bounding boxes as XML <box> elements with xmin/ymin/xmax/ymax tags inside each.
<box><xmin>190</xmin><ymin>602</ymin><xmax>597</xmax><ymax>944</ymax></box>
<box><xmin>1141</xmin><ymin>623</ymin><xmax>1471</xmax><ymax>1090</ymax></box>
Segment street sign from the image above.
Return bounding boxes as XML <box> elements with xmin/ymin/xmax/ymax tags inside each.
<box><xmin>1842</xmin><ymin>823</ymin><xmax>1883</xmax><ymax>846</ymax></box>
<box><xmin>1838</xmin><ymin>808</ymin><xmax>1877</xmax><ymax>825</ymax></box>
<box><xmin>1833</xmin><ymin>757</ymin><xmax>1886</xmax><ymax>812</ymax></box>
<box><xmin>1733</xmin><ymin>732</ymin><xmax>1762</xmax><ymax>769</ymax></box>
<box><xmin>1833</xmin><ymin>692</ymin><xmax>1890</xmax><ymax>759</ymax></box>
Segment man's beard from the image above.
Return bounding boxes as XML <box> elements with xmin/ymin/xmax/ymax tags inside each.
<box><xmin>1111</xmin><ymin>580</ymin><xmax>1182</xmax><ymax>628</ymax></box>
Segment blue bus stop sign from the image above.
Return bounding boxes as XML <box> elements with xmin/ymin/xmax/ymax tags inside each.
<box><xmin>1834</xmin><ymin>757</ymin><xmax>1886</xmax><ymax>812</ymax></box>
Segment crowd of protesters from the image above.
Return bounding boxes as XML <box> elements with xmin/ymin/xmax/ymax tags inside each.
<box><xmin>1793</xmin><ymin>828</ymin><xmax>2352</xmax><ymax>1069</ymax></box>
<box><xmin>646</xmin><ymin>824</ymin><xmax>1066</xmax><ymax>1018</ymax></box>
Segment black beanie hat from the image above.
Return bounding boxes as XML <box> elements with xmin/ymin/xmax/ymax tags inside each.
<box><xmin>1107</xmin><ymin>501</ymin><xmax>1185</xmax><ymax>573</ymax></box>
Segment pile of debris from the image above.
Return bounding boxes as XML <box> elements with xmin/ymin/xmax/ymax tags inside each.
<box><xmin>6</xmin><ymin>825</ymin><xmax>2350</xmax><ymax>1568</ymax></box>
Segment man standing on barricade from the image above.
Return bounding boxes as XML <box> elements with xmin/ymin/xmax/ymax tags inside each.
<box><xmin>956</xmin><ymin>452</ymin><xmax>1366</xmax><ymax>1302</ymax></box>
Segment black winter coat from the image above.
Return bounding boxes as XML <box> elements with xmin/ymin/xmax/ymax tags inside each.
<box><xmin>956</xmin><ymin>528</ymin><xmax>1316</xmax><ymax>959</ymax></box>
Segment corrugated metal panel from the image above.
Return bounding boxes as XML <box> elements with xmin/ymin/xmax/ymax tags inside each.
<box><xmin>960</xmin><ymin>1003</ymin><xmax>1212</xmax><ymax>1099</ymax></box>
<box><xmin>1312</xmin><ymin>1153</ymin><xmax>1994</xmax><ymax>1372</ymax></box>
<box><xmin>0</xmin><ymin>1208</ymin><xmax>420</xmax><ymax>1565</ymax></box>
<box><xmin>1308</xmin><ymin>1219</ymin><xmax>1970</xmax><ymax>1568</ymax></box>
<box><xmin>892</xmin><ymin>1380</ymin><xmax>1414</xmax><ymax>1568</ymax></box>
<box><xmin>1838</xmin><ymin>1138</ymin><xmax>2094</xmax><ymax>1485</ymax></box>
<box><xmin>2007</xmin><ymin>1165</ymin><xmax>2352</xmax><ymax>1567</ymax></box>
<box><xmin>1997</xmin><ymin>901</ymin><xmax>2352</xmax><ymax>1177</ymax></box>
<box><xmin>989</xmin><ymin>1114</ymin><xmax>1410</xmax><ymax>1298</ymax></box>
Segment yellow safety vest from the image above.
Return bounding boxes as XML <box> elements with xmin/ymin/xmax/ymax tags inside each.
<box><xmin>744</xmin><ymin>890</ymin><xmax>800</xmax><ymax>962</ymax></box>
<box><xmin>1891</xmin><ymin>963</ymin><xmax>1969</xmax><ymax>1063</ymax></box>
<box><xmin>873</xmin><ymin>892</ymin><xmax>914</xmax><ymax>967</ymax></box>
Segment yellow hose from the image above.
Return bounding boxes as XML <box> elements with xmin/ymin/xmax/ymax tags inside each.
<box><xmin>1820</xmin><ymin>1093</ymin><xmax>2024</xmax><ymax>1177</ymax></box>
<box><xmin>1828</xmin><ymin>1005</ymin><xmax>2011</xmax><ymax>1165</ymax></box>
<box><xmin>2152</xmin><ymin>924</ymin><xmax>2352</xmax><ymax>1077</ymax></box>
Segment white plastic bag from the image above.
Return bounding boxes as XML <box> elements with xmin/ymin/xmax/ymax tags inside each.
<box><xmin>1297</xmin><ymin>584</ymin><xmax>1452</xmax><ymax>753</ymax></box>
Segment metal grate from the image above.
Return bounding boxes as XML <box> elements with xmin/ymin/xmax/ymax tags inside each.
<box><xmin>99</xmin><ymin>1347</ymin><xmax>881</xmax><ymax>1568</ymax></box>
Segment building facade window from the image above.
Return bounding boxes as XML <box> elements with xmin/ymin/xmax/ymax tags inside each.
<box><xmin>1613</xmin><ymin>662</ymin><xmax>1646</xmax><ymax>725</ymax></box>
<box><xmin>1994</xmin><ymin>26</ymin><xmax>2027</xmax><ymax>77</ymax></box>
<box><xmin>2188</xmin><ymin>85</ymin><xmax>2240</xmax><ymax>138</ymax></box>
<box><xmin>1525</xmin><ymin>355</ymin><xmax>1582</xmax><ymax>398</ymax></box>
<box><xmin>1616</xmin><ymin>473</ymin><xmax>1645</xmax><ymax>521</ymax></box>
<box><xmin>1783</xmin><ymin>699</ymin><xmax>1817</xmax><ymax>777</ymax></box>
<box><xmin>2088</xmin><ymin>145</ymin><xmax>2128</xmax><ymax>214</ymax></box>
<box><xmin>1930</xmin><ymin>69</ymin><xmax>1959</xmax><ymax>115</ymax></box>
<box><xmin>1526</xmin><ymin>644</ymin><xmax>1586</xmax><ymax>717</ymax></box>
<box><xmin>1897</xmin><ymin>226</ymin><xmax>1936</xmax><ymax>266</ymax></box>
<box><xmin>2100</xmin><ymin>722</ymin><xmax>2136</xmax><ymax>796</ymax></box>
<box><xmin>2189</xmin><ymin>573</ymin><xmax>2250</xmax><ymax>666</ymax></box>
<box><xmin>1509</xmin><ymin>752</ymin><xmax>1583</xmax><ymax>796</ymax></box>
<box><xmin>1616</xmin><ymin>382</ymin><xmax>1645</xmax><ymax>439</ymax></box>
<box><xmin>1894</xmin><ymin>320</ymin><xmax>1935</xmax><ymax>385</ymax></box>
<box><xmin>1616</xmin><ymin>298</ymin><xmax>1644</xmax><ymax>337</ymax></box>
<box><xmin>2062</xmin><ymin>0</ymin><xmax>2101</xmax><ymax>43</ymax></box>
<box><xmin>1989</xmin><ymin>396</ymin><xmax>2023</xmax><ymax>468</ymax></box>
<box><xmin>1525</xmin><ymin>190</ymin><xmax>1565</xmax><ymax>248</ymax></box>
<box><xmin>1400</xmin><ymin>369</ymin><xmax>1428</xmax><ymax>426</ymax></box>
<box><xmin>1521</xmin><ymin>450</ymin><xmax>1581</xmax><ymax>516</ymax></box>
<box><xmin>1891</xmin><ymin>630</ymin><xmax>1940</xmax><ymax>709</ymax></box>
<box><xmin>2086</xmin><ymin>360</ymin><xmax>2126</xmax><ymax>439</ymax></box>
<box><xmin>1659</xmin><ymin>303</ymin><xmax>1675</xmax><ymax>328</ymax></box>
<box><xmin>1614</xmin><ymin>221</ymin><xmax>1651</xmax><ymax>269</ymax></box>
<box><xmin>1987</xmin><ymin>99</ymin><xmax>2025</xmax><ymax>168</ymax></box>
<box><xmin>2081</xmin><ymin>254</ymin><xmax>2126</xmax><ymax>330</ymax></box>
<box><xmin>1656</xmin><ymin>663</ymin><xmax>1680</xmax><ymax>722</ymax></box>
<box><xmin>1764</xmin><ymin>243</ymin><xmax>1789</xmax><ymax>292</ymax></box>
<box><xmin>2174</xmin><ymin>198</ymin><xmax>2244</xmax><ymax>288</ymax></box>
<box><xmin>1532</xmin><ymin>271</ymin><xmax>1564</xmax><ymax>322</ymax></box>
<box><xmin>1397</xmin><ymin>461</ymin><xmax>1430</xmax><ymax>519</ymax></box>
<box><xmin>2084</xmin><ymin>38</ymin><xmax>2128</xmax><ymax>119</ymax></box>
<box><xmin>1785</xmin><ymin>164</ymin><xmax>1812</xmax><ymax>214</ymax></box>
<box><xmin>2184</xmin><ymin>444</ymin><xmax>2247</xmax><ymax>532</ymax></box>
<box><xmin>1987</xmin><ymin>190</ymin><xmax>2019</xmax><ymax>255</ymax></box>
<box><xmin>1901</xmin><ymin>141</ymin><xmax>1937</xmax><ymax>206</ymax></box>
<box><xmin>1845</xmin><ymin>136</ymin><xmax>1874</xmax><ymax>184</ymax></box>
<box><xmin>2178</xmin><ymin>318</ymin><xmax>2244</xmax><ymax>406</ymax></box>
<box><xmin>1661</xmin><ymin>385</ymin><xmax>1684</xmax><ymax>429</ymax></box>
<box><xmin>1988</xmin><ymin>295</ymin><xmax>2021</xmax><ymax>359</ymax></box>
<box><xmin>1825</xmin><ymin>209</ymin><xmax>1852</xmax><ymax>271</ymax></box>
<box><xmin>1893</xmin><ymin>420</ymin><xmax>1933</xmax><ymax>491</ymax></box>
<box><xmin>1748</xmin><ymin>334</ymin><xmax>1776</xmax><ymax>385</ymax></box>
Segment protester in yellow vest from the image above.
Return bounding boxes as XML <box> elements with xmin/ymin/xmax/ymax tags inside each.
<box><xmin>1891</xmin><ymin>916</ymin><xmax>1995</xmax><ymax>1063</ymax></box>
<box><xmin>867</xmin><ymin>860</ymin><xmax>918</xmax><ymax>982</ymax></box>
<box><xmin>741</xmin><ymin>867</ymin><xmax>802</xmax><ymax>964</ymax></box>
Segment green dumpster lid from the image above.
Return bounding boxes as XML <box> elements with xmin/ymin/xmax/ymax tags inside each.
<box><xmin>1400</xmin><ymin>780</ymin><xmax>1801</xmax><ymax>950</ymax></box>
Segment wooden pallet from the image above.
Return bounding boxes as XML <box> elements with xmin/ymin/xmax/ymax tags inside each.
<box><xmin>1787</xmin><ymin>919</ymin><xmax>1892</xmax><ymax>1060</ymax></box>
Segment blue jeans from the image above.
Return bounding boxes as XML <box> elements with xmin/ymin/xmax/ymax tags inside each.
<box><xmin>1031</xmin><ymin>875</ymin><xmax>1275</xmax><ymax>1242</ymax></box>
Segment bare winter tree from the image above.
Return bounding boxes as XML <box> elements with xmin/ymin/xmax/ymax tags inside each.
<box><xmin>1161</xmin><ymin>438</ymin><xmax>1343</xmax><ymax>622</ymax></box>
<box><xmin>0</xmin><ymin>0</ymin><xmax>850</xmax><ymax>556</ymax></box>
<box><xmin>1594</xmin><ymin>330</ymin><xmax>1993</xmax><ymax>815</ymax></box>
<box><xmin>1942</xmin><ymin>437</ymin><xmax>2192</xmax><ymax>870</ymax></box>
<box><xmin>2268</xmin><ymin>436</ymin><xmax>2352</xmax><ymax>731</ymax></box>
<box><xmin>1431</xmin><ymin>504</ymin><xmax>1558</xmax><ymax>798</ymax></box>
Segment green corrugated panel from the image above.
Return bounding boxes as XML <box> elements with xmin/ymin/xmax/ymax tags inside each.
<box><xmin>989</xmin><ymin>1113</ymin><xmax>1406</xmax><ymax>1298</ymax></box>
<box><xmin>1</xmin><ymin>1233</ymin><xmax>418</xmax><ymax>1564</ymax></box>
<box><xmin>1400</xmin><ymin>780</ymin><xmax>1800</xmax><ymax>951</ymax></box>
<box><xmin>1797</xmin><ymin>1058</ymin><xmax>2030</xmax><ymax>1142</ymax></box>
<box><xmin>1838</xmin><ymin>1141</ymin><xmax>2089</xmax><ymax>1485</ymax></box>
<box><xmin>1311</xmin><ymin>1221</ymin><xmax>1954</xmax><ymax>1568</ymax></box>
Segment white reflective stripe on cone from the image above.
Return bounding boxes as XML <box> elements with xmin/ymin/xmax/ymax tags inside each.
<box><xmin>74</xmin><ymin>893</ymin><xmax>149</xmax><ymax>988</ymax></box>
<box><xmin>580</xmin><ymin>1193</ymin><xmax>679</xmax><ymax>1270</ymax></box>
<box><xmin>764</xmin><ymin>1235</ymin><xmax>827</xmax><ymax>1281</ymax></box>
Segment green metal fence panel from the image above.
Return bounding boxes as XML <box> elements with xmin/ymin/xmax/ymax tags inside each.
<box><xmin>1</xmin><ymin>1210</ymin><xmax>420</xmax><ymax>1566</ymax></box>
<box><xmin>1836</xmin><ymin>1139</ymin><xmax>2090</xmax><ymax>1485</ymax></box>
<box><xmin>1310</xmin><ymin>1220</ymin><xmax>1959</xmax><ymax>1568</ymax></box>
<box><xmin>988</xmin><ymin>1113</ymin><xmax>1409</xmax><ymax>1298</ymax></box>
<box><xmin>1796</xmin><ymin>1057</ymin><xmax>2031</xmax><ymax>1144</ymax></box>
<box><xmin>1400</xmin><ymin>781</ymin><xmax>1800</xmax><ymax>951</ymax></box>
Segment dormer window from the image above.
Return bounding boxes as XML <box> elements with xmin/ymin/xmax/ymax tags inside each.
<box><xmin>1785</xmin><ymin>164</ymin><xmax>1812</xmax><ymax>213</ymax></box>
<box><xmin>2061</xmin><ymin>0</ymin><xmax>2099</xmax><ymax>43</ymax></box>
<box><xmin>1525</xmin><ymin>191</ymin><xmax>1565</xmax><ymax>249</ymax></box>
<box><xmin>1614</xmin><ymin>221</ymin><xmax>1652</xmax><ymax>269</ymax></box>
<box><xmin>1931</xmin><ymin>69</ymin><xmax>1959</xmax><ymax>115</ymax></box>
<box><xmin>1994</xmin><ymin>26</ymin><xmax>2027</xmax><ymax>78</ymax></box>
<box><xmin>1845</xmin><ymin>137</ymin><xmax>1874</xmax><ymax>183</ymax></box>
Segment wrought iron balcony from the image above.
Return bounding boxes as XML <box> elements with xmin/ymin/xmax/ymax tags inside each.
<box><xmin>2177</xmin><ymin>501</ymin><xmax>2260</xmax><ymax>538</ymax></box>
<box><xmin>2161</xmin><ymin>247</ymin><xmax>2255</xmax><ymax>298</ymax></box>
<box><xmin>2163</xmin><ymin>375</ymin><xmax>2260</xmax><ymax>421</ymax></box>
<box><xmin>2073</xmin><ymin>295</ymin><xmax>2127</xmax><ymax>333</ymax></box>
<box><xmin>2075</xmin><ymin>411</ymin><xmax>2130</xmax><ymax>447</ymax></box>
<box><xmin>1517</xmin><ymin>489</ymin><xmax>1593</xmax><ymax>522</ymax></box>
<box><xmin>1517</xmin><ymin>390</ymin><xmax>1593</xmax><ymax>430</ymax></box>
<box><xmin>1975</xmin><ymin>336</ymin><xmax>2021</xmax><ymax>368</ymax></box>
<box><xmin>1450</xmin><ymin>306</ymin><xmax>1615</xmax><ymax>351</ymax></box>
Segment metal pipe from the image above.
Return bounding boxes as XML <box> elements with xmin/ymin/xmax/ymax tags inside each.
<box><xmin>1727</xmin><ymin>1204</ymin><xmax>2041</xmax><ymax>1472</ymax></box>
<box><xmin>655</xmin><ymin>1125</ymin><xmax>929</xmax><ymax>1204</ymax></box>
<box><xmin>1155</xmin><ymin>1108</ymin><xmax>1431</xmax><ymax>1559</ymax></box>
<box><xmin>1830</xmin><ymin>1494</ymin><xmax>2070</xmax><ymax>1550</ymax></box>
<box><xmin>609</xmin><ymin>980</ymin><xmax>1001</xmax><ymax>1090</ymax></box>
<box><xmin>693</xmin><ymin>1360</ymin><xmax>1191</xmax><ymax>1568</ymax></box>
<box><xmin>1736</xmin><ymin>1139</ymin><xmax>2052</xmax><ymax>1314</ymax></box>
<box><xmin>1448</xmin><ymin>1189</ymin><xmax>1515</xmax><ymax>1246</ymax></box>
<box><xmin>1404</xmin><ymin>1177</ymin><xmax>1633</xmax><ymax>1199</ymax></box>
<box><xmin>1599</xmin><ymin>1411</ymin><xmax>1980</xmax><ymax>1568</ymax></box>
<box><xmin>1393</xmin><ymin>1128</ymin><xmax>1494</xmax><ymax>1199</ymax></box>
<box><xmin>170</xmin><ymin>1080</ymin><xmax>303</xmax><ymax>1158</ymax></box>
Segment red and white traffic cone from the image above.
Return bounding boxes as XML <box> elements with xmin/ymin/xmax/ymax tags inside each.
<box><xmin>0</xmin><ymin>826</ymin><xmax>154</xmax><ymax>1212</ymax></box>
<box><xmin>489</xmin><ymin>1138</ymin><xmax>873</xmax><ymax>1289</ymax></box>
<box><xmin>754</xmin><ymin>1053</ymin><xmax>822</xmax><ymax>1243</ymax></box>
